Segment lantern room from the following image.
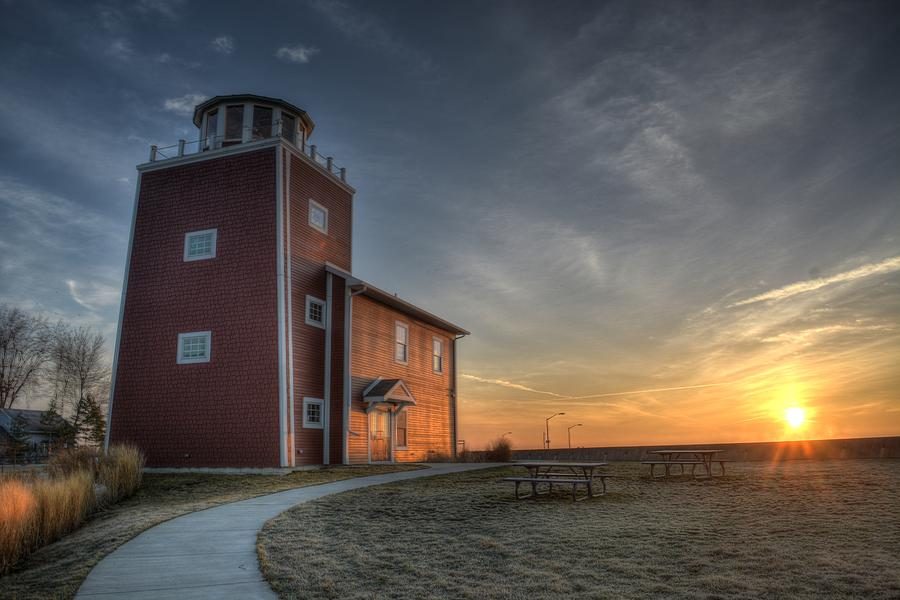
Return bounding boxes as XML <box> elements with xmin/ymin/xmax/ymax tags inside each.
<box><xmin>191</xmin><ymin>94</ymin><xmax>316</xmax><ymax>150</ymax></box>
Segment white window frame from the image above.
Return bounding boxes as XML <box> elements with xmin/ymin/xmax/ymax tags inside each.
<box><xmin>305</xmin><ymin>295</ymin><xmax>326</xmax><ymax>329</ymax></box>
<box><xmin>177</xmin><ymin>331</ymin><xmax>211</xmax><ymax>364</ymax></box>
<box><xmin>302</xmin><ymin>397</ymin><xmax>324</xmax><ymax>429</ymax></box>
<box><xmin>183</xmin><ymin>229</ymin><xmax>218</xmax><ymax>262</ymax></box>
<box><xmin>432</xmin><ymin>337</ymin><xmax>444</xmax><ymax>374</ymax></box>
<box><xmin>308</xmin><ymin>199</ymin><xmax>328</xmax><ymax>234</ymax></box>
<box><xmin>394</xmin><ymin>321</ymin><xmax>409</xmax><ymax>365</ymax></box>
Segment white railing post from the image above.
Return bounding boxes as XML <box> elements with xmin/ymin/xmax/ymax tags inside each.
<box><xmin>177</xmin><ymin>139</ymin><xmax>186</xmax><ymax>157</ymax></box>
<box><xmin>149</xmin><ymin>145</ymin><xmax>158</xmax><ymax>162</ymax></box>
<box><xmin>326</xmin><ymin>156</ymin><xmax>333</xmax><ymax>172</ymax></box>
<box><xmin>340</xmin><ymin>167</ymin><xmax>346</xmax><ymax>182</ymax></box>
<box><xmin>309</xmin><ymin>144</ymin><xmax>317</xmax><ymax>160</ymax></box>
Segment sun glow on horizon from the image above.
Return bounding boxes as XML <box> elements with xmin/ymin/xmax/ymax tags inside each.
<box><xmin>785</xmin><ymin>406</ymin><xmax>806</xmax><ymax>429</ymax></box>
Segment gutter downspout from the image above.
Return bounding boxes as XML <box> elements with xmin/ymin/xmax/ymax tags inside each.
<box><xmin>343</xmin><ymin>285</ymin><xmax>367</xmax><ymax>465</ymax></box>
<box><xmin>276</xmin><ymin>148</ymin><xmax>289</xmax><ymax>467</ymax></box>
<box><xmin>452</xmin><ymin>333</ymin><xmax>467</xmax><ymax>460</ymax></box>
<box><xmin>285</xmin><ymin>151</ymin><xmax>296</xmax><ymax>467</ymax></box>
<box><xmin>323</xmin><ymin>272</ymin><xmax>333</xmax><ymax>464</ymax></box>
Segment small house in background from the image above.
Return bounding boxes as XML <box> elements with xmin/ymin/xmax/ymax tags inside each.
<box><xmin>0</xmin><ymin>408</ymin><xmax>68</xmax><ymax>461</ymax></box>
<box><xmin>106</xmin><ymin>94</ymin><xmax>468</xmax><ymax>468</ymax></box>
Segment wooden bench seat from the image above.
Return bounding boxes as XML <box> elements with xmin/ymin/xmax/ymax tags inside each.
<box><xmin>502</xmin><ymin>475</ymin><xmax>612</xmax><ymax>502</ymax></box>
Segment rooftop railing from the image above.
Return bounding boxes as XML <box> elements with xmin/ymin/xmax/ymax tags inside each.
<box><xmin>148</xmin><ymin>119</ymin><xmax>348</xmax><ymax>183</ymax></box>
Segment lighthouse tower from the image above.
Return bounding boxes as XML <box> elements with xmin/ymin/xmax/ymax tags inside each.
<box><xmin>107</xmin><ymin>94</ymin><xmax>467</xmax><ymax>468</ymax></box>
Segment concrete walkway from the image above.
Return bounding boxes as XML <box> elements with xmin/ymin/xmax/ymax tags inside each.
<box><xmin>77</xmin><ymin>463</ymin><xmax>498</xmax><ymax>599</ymax></box>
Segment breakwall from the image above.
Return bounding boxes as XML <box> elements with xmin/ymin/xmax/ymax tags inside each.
<box><xmin>494</xmin><ymin>436</ymin><xmax>900</xmax><ymax>462</ymax></box>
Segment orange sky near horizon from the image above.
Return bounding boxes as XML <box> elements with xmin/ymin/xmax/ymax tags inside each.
<box><xmin>456</xmin><ymin>257</ymin><xmax>900</xmax><ymax>451</ymax></box>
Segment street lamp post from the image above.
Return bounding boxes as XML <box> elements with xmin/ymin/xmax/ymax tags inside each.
<box><xmin>501</xmin><ymin>431</ymin><xmax>512</xmax><ymax>438</ymax></box>
<box><xmin>544</xmin><ymin>412</ymin><xmax>565</xmax><ymax>449</ymax></box>
<box><xmin>567</xmin><ymin>423</ymin><xmax>583</xmax><ymax>449</ymax></box>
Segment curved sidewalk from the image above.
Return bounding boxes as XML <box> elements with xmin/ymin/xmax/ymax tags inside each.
<box><xmin>77</xmin><ymin>463</ymin><xmax>497</xmax><ymax>599</ymax></box>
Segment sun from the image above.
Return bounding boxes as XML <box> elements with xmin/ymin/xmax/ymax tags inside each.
<box><xmin>785</xmin><ymin>407</ymin><xmax>806</xmax><ymax>429</ymax></box>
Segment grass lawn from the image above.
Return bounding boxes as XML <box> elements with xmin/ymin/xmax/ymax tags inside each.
<box><xmin>258</xmin><ymin>460</ymin><xmax>900</xmax><ymax>599</ymax></box>
<box><xmin>0</xmin><ymin>464</ymin><xmax>421</xmax><ymax>600</ymax></box>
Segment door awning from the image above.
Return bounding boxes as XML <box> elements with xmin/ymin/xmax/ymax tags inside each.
<box><xmin>362</xmin><ymin>378</ymin><xmax>416</xmax><ymax>411</ymax></box>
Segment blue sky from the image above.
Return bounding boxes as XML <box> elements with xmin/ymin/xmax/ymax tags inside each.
<box><xmin>1</xmin><ymin>0</ymin><xmax>898</xmax><ymax>447</ymax></box>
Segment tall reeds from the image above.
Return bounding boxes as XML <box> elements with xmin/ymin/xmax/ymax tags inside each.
<box><xmin>0</xmin><ymin>445</ymin><xmax>144</xmax><ymax>574</ymax></box>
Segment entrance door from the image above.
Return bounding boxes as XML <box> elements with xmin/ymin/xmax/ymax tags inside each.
<box><xmin>370</xmin><ymin>410</ymin><xmax>391</xmax><ymax>462</ymax></box>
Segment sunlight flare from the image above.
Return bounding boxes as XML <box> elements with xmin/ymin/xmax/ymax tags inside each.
<box><xmin>785</xmin><ymin>406</ymin><xmax>806</xmax><ymax>429</ymax></box>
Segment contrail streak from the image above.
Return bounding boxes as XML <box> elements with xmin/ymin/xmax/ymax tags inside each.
<box><xmin>562</xmin><ymin>381</ymin><xmax>736</xmax><ymax>400</ymax></box>
<box><xmin>458</xmin><ymin>374</ymin><xmax>566</xmax><ymax>397</ymax></box>
<box><xmin>460</xmin><ymin>374</ymin><xmax>736</xmax><ymax>400</ymax></box>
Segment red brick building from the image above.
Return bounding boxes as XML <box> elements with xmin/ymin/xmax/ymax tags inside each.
<box><xmin>106</xmin><ymin>94</ymin><xmax>467</xmax><ymax>468</ymax></box>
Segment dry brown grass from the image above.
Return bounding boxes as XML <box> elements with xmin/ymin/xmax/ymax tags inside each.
<box><xmin>485</xmin><ymin>437</ymin><xmax>513</xmax><ymax>462</ymax></box>
<box><xmin>0</xmin><ymin>471</ymin><xmax>94</xmax><ymax>575</ymax></box>
<box><xmin>0</xmin><ymin>464</ymin><xmax>421</xmax><ymax>599</ymax></box>
<box><xmin>96</xmin><ymin>445</ymin><xmax>144</xmax><ymax>505</ymax></box>
<box><xmin>259</xmin><ymin>460</ymin><xmax>900</xmax><ymax>599</ymax></box>
<box><xmin>1</xmin><ymin>445</ymin><xmax>147</xmax><ymax>576</ymax></box>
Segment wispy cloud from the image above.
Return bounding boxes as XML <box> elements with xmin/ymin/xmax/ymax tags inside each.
<box><xmin>760</xmin><ymin>324</ymin><xmax>894</xmax><ymax>345</ymax></box>
<box><xmin>106</xmin><ymin>38</ymin><xmax>133</xmax><ymax>61</ymax></box>
<box><xmin>135</xmin><ymin>0</ymin><xmax>186</xmax><ymax>20</ymax></box>
<box><xmin>0</xmin><ymin>178</ymin><xmax>125</xmax><ymax>345</ymax></box>
<box><xmin>210</xmin><ymin>35</ymin><xmax>234</xmax><ymax>55</ymax></box>
<box><xmin>307</xmin><ymin>0</ymin><xmax>432</xmax><ymax>70</ymax></box>
<box><xmin>155</xmin><ymin>53</ymin><xmax>201</xmax><ymax>68</ymax></box>
<box><xmin>275</xmin><ymin>44</ymin><xmax>319</xmax><ymax>64</ymax></box>
<box><xmin>66</xmin><ymin>280</ymin><xmax>120</xmax><ymax>311</ymax></box>
<box><xmin>163</xmin><ymin>93</ymin><xmax>208</xmax><ymax>117</ymax></box>
<box><xmin>731</xmin><ymin>256</ymin><xmax>900</xmax><ymax>307</ymax></box>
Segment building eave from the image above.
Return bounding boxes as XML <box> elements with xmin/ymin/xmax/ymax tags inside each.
<box><xmin>325</xmin><ymin>263</ymin><xmax>470</xmax><ymax>336</ymax></box>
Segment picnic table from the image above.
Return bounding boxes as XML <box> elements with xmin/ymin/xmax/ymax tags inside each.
<box><xmin>642</xmin><ymin>449</ymin><xmax>728</xmax><ymax>478</ymax></box>
<box><xmin>503</xmin><ymin>461</ymin><xmax>611</xmax><ymax>502</ymax></box>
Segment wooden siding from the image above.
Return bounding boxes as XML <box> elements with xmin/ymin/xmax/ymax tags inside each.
<box><xmin>286</xmin><ymin>150</ymin><xmax>353</xmax><ymax>465</ymax></box>
<box><xmin>348</xmin><ymin>294</ymin><xmax>456</xmax><ymax>463</ymax></box>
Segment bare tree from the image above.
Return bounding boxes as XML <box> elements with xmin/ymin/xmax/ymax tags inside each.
<box><xmin>0</xmin><ymin>304</ymin><xmax>52</xmax><ymax>409</ymax></box>
<box><xmin>51</xmin><ymin>325</ymin><xmax>110</xmax><ymax>442</ymax></box>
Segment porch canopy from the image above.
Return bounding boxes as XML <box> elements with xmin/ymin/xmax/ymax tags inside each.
<box><xmin>362</xmin><ymin>379</ymin><xmax>416</xmax><ymax>412</ymax></box>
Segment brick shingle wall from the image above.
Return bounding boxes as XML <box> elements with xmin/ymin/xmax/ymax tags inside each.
<box><xmin>109</xmin><ymin>149</ymin><xmax>281</xmax><ymax>468</ymax></box>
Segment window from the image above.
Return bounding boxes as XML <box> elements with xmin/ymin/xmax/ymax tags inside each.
<box><xmin>394</xmin><ymin>322</ymin><xmax>409</xmax><ymax>364</ymax></box>
<box><xmin>432</xmin><ymin>337</ymin><xmax>444</xmax><ymax>373</ymax></box>
<box><xmin>252</xmin><ymin>105</ymin><xmax>272</xmax><ymax>140</ymax></box>
<box><xmin>308</xmin><ymin>199</ymin><xmax>328</xmax><ymax>234</ymax></box>
<box><xmin>205</xmin><ymin>110</ymin><xmax>218</xmax><ymax>146</ymax></box>
<box><xmin>281</xmin><ymin>112</ymin><xmax>296</xmax><ymax>144</ymax></box>
<box><xmin>183</xmin><ymin>229</ymin><xmax>217</xmax><ymax>261</ymax></box>
<box><xmin>177</xmin><ymin>331</ymin><xmax>211</xmax><ymax>364</ymax></box>
<box><xmin>396</xmin><ymin>409</ymin><xmax>408</xmax><ymax>448</ymax></box>
<box><xmin>305</xmin><ymin>295</ymin><xmax>326</xmax><ymax>329</ymax></box>
<box><xmin>303</xmin><ymin>398</ymin><xmax>323</xmax><ymax>429</ymax></box>
<box><xmin>224</xmin><ymin>104</ymin><xmax>243</xmax><ymax>143</ymax></box>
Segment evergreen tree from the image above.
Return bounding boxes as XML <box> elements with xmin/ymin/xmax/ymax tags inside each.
<box><xmin>43</xmin><ymin>397</ymin><xmax>76</xmax><ymax>448</ymax></box>
<box><xmin>83</xmin><ymin>394</ymin><xmax>106</xmax><ymax>447</ymax></box>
